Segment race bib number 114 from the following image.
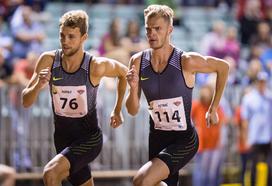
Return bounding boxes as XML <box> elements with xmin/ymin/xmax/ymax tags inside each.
<box><xmin>148</xmin><ymin>96</ymin><xmax>187</xmax><ymax>131</ymax></box>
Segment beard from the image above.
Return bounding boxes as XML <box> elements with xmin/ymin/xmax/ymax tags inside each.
<box><xmin>62</xmin><ymin>46</ymin><xmax>80</xmax><ymax>57</ymax></box>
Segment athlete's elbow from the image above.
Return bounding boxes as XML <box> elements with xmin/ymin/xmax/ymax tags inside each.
<box><xmin>221</xmin><ymin>60</ymin><xmax>230</xmax><ymax>72</ymax></box>
<box><xmin>225</xmin><ymin>62</ymin><xmax>230</xmax><ymax>72</ymax></box>
<box><xmin>127</xmin><ymin>109</ymin><xmax>138</xmax><ymax>116</ymax></box>
<box><xmin>22</xmin><ymin>98</ymin><xmax>31</xmax><ymax>108</ymax></box>
<box><xmin>126</xmin><ymin>104</ymin><xmax>139</xmax><ymax>116</ymax></box>
<box><xmin>21</xmin><ymin>92</ymin><xmax>32</xmax><ymax>108</ymax></box>
<box><xmin>216</xmin><ymin>60</ymin><xmax>229</xmax><ymax>75</ymax></box>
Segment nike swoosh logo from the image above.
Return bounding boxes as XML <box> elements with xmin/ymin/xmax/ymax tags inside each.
<box><xmin>53</xmin><ymin>77</ymin><xmax>63</xmax><ymax>81</ymax></box>
<box><xmin>140</xmin><ymin>77</ymin><xmax>149</xmax><ymax>81</ymax></box>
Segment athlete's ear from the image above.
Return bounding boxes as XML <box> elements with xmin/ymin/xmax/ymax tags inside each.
<box><xmin>168</xmin><ymin>25</ymin><xmax>173</xmax><ymax>34</ymax></box>
<box><xmin>81</xmin><ymin>33</ymin><xmax>88</xmax><ymax>41</ymax></box>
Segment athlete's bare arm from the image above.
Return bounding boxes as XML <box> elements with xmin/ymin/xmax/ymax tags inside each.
<box><xmin>22</xmin><ymin>51</ymin><xmax>55</xmax><ymax>108</ymax></box>
<box><xmin>125</xmin><ymin>52</ymin><xmax>142</xmax><ymax>116</ymax></box>
<box><xmin>182</xmin><ymin>52</ymin><xmax>229</xmax><ymax>126</ymax></box>
<box><xmin>91</xmin><ymin>57</ymin><xmax>128</xmax><ymax>128</ymax></box>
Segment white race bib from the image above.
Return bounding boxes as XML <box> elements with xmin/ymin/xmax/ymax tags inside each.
<box><xmin>148</xmin><ymin>96</ymin><xmax>187</xmax><ymax>131</ymax></box>
<box><xmin>52</xmin><ymin>85</ymin><xmax>88</xmax><ymax>118</ymax></box>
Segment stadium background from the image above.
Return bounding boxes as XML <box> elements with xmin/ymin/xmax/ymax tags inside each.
<box><xmin>0</xmin><ymin>0</ymin><xmax>271</xmax><ymax>186</ymax></box>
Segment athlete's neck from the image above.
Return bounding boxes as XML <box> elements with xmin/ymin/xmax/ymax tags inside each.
<box><xmin>62</xmin><ymin>50</ymin><xmax>85</xmax><ymax>72</ymax></box>
<box><xmin>151</xmin><ymin>44</ymin><xmax>174</xmax><ymax>64</ymax></box>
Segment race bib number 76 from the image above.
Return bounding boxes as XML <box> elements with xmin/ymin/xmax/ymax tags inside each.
<box><xmin>52</xmin><ymin>85</ymin><xmax>88</xmax><ymax>118</ymax></box>
<box><xmin>148</xmin><ymin>96</ymin><xmax>187</xmax><ymax>131</ymax></box>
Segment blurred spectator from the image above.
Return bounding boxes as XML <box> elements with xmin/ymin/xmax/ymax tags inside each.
<box><xmin>200</xmin><ymin>20</ymin><xmax>226</xmax><ymax>57</ymax></box>
<box><xmin>0</xmin><ymin>0</ymin><xmax>23</xmax><ymax>23</ymax></box>
<box><xmin>98</xmin><ymin>18</ymin><xmax>130</xmax><ymax>65</ymax></box>
<box><xmin>0</xmin><ymin>1</ymin><xmax>8</xmax><ymax>17</ymax></box>
<box><xmin>11</xmin><ymin>51</ymin><xmax>38</xmax><ymax>86</ymax></box>
<box><xmin>121</xmin><ymin>19</ymin><xmax>148</xmax><ymax>56</ymax></box>
<box><xmin>265</xmin><ymin>6</ymin><xmax>272</xmax><ymax>26</ymax></box>
<box><xmin>0</xmin><ymin>48</ymin><xmax>13</xmax><ymax>87</ymax></box>
<box><xmin>237</xmin><ymin>0</ymin><xmax>266</xmax><ymax>19</ymax></box>
<box><xmin>215</xmin><ymin>0</ymin><xmax>234</xmax><ymax>9</ymax></box>
<box><xmin>250</xmin><ymin>21</ymin><xmax>271</xmax><ymax>52</ymax></box>
<box><xmin>24</xmin><ymin>0</ymin><xmax>48</xmax><ymax>12</ymax></box>
<box><xmin>238</xmin><ymin>0</ymin><xmax>264</xmax><ymax>45</ymax></box>
<box><xmin>0</xmin><ymin>164</ymin><xmax>16</xmax><ymax>186</ymax></box>
<box><xmin>14</xmin><ymin>51</ymin><xmax>37</xmax><ymax>79</ymax></box>
<box><xmin>224</xmin><ymin>56</ymin><xmax>241</xmax><ymax>85</ymax></box>
<box><xmin>197</xmin><ymin>21</ymin><xmax>226</xmax><ymax>86</ymax></box>
<box><xmin>98</xmin><ymin>18</ymin><xmax>122</xmax><ymax>56</ymax></box>
<box><xmin>0</xmin><ymin>15</ymin><xmax>13</xmax><ymax>60</ymax></box>
<box><xmin>241</xmin><ymin>59</ymin><xmax>263</xmax><ymax>86</ymax></box>
<box><xmin>24</xmin><ymin>0</ymin><xmax>50</xmax><ymax>24</ymax></box>
<box><xmin>10</xmin><ymin>5</ymin><xmax>45</xmax><ymax>59</ymax></box>
<box><xmin>224</xmin><ymin>26</ymin><xmax>240</xmax><ymax>62</ymax></box>
<box><xmin>259</xmin><ymin>37</ymin><xmax>272</xmax><ymax>78</ymax></box>
<box><xmin>182</xmin><ymin>0</ymin><xmax>219</xmax><ymax>7</ymax></box>
<box><xmin>0</xmin><ymin>47</ymin><xmax>36</xmax><ymax>87</ymax></box>
<box><xmin>248</xmin><ymin>44</ymin><xmax>264</xmax><ymax>62</ymax></box>
<box><xmin>192</xmin><ymin>84</ymin><xmax>225</xmax><ymax>186</ymax></box>
<box><xmin>233</xmin><ymin>87</ymin><xmax>251</xmax><ymax>186</ymax></box>
<box><xmin>241</xmin><ymin>71</ymin><xmax>272</xmax><ymax>186</ymax></box>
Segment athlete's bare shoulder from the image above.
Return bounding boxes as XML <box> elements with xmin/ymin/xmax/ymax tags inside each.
<box><xmin>32</xmin><ymin>50</ymin><xmax>56</xmax><ymax>73</ymax></box>
<box><xmin>40</xmin><ymin>50</ymin><xmax>56</xmax><ymax>60</ymax></box>
<box><xmin>90</xmin><ymin>56</ymin><xmax>114</xmax><ymax>72</ymax></box>
<box><xmin>131</xmin><ymin>51</ymin><xmax>143</xmax><ymax>62</ymax></box>
<box><xmin>91</xmin><ymin>56</ymin><xmax>127</xmax><ymax>68</ymax></box>
<box><xmin>91</xmin><ymin>56</ymin><xmax>110</xmax><ymax>65</ymax></box>
<box><xmin>181</xmin><ymin>51</ymin><xmax>204</xmax><ymax>72</ymax></box>
<box><xmin>36</xmin><ymin>50</ymin><xmax>56</xmax><ymax>68</ymax></box>
<box><xmin>182</xmin><ymin>51</ymin><xmax>200</xmax><ymax>61</ymax></box>
<box><xmin>129</xmin><ymin>51</ymin><xmax>144</xmax><ymax>69</ymax></box>
<box><xmin>90</xmin><ymin>56</ymin><xmax>120</xmax><ymax>77</ymax></box>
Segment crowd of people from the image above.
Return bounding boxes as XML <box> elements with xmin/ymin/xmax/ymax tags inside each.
<box><xmin>0</xmin><ymin>0</ymin><xmax>271</xmax><ymax>186</ymax></box>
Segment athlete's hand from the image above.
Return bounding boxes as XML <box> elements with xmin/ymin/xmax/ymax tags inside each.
<box><xmin>205</xmin><ymin>109</ymin><xmax>219</xmax><ymax>128</ymax></box>
<box><xmin>37</xmin><ymin>67</ymin><xmax>51</xmax><ymax>90</ymax></box>
<box><xmin>110</xmin><ymin>111</ymin><xmax>124</xmax><ymax>128</ymax></box>
<box><xmin>126</xmin><ymin>65</ymin><xmax>139</xmax><ymax>89</ymax></box>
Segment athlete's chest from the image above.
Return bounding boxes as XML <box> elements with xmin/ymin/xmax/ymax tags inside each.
<box><xmin>51</xmin><ymin>67</ymin><xmax>88</xmax><ymax>86</ymax></box>
<box><xmin>140</xmin><ymin>66</ymin><xmax>184</xmax><ymax>100</ymax></box>
<box><xmin>150</xmin><ymin>61</ymin><xmax>168</xmax><ymax>73</ymax></box>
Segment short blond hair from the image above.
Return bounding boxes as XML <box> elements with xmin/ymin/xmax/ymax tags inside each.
<box><xmin>144</xmin><ymin>4</ymin><xmax>174</xmax><ymax>26</ymax></box>
<box><xmin>59</xmin><ymin>10</ymin><xmax>89</xmax><ymax>35</ymax></box>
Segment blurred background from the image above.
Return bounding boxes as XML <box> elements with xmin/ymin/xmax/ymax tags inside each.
<box><xmin>0</xmin><ymin>0</ymin><xmax>271</xmax><ymax>186</ymax></box>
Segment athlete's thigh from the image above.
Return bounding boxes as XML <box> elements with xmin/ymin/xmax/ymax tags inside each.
<box><xmin>44</xmin><ymin>154</ymin><xmax>70</xmax><ymax>180</ymax></box>
<box><xmin>137</xmin><ymin>158</ymin><xmax>170</xmax><ymax>184</ymax></box>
